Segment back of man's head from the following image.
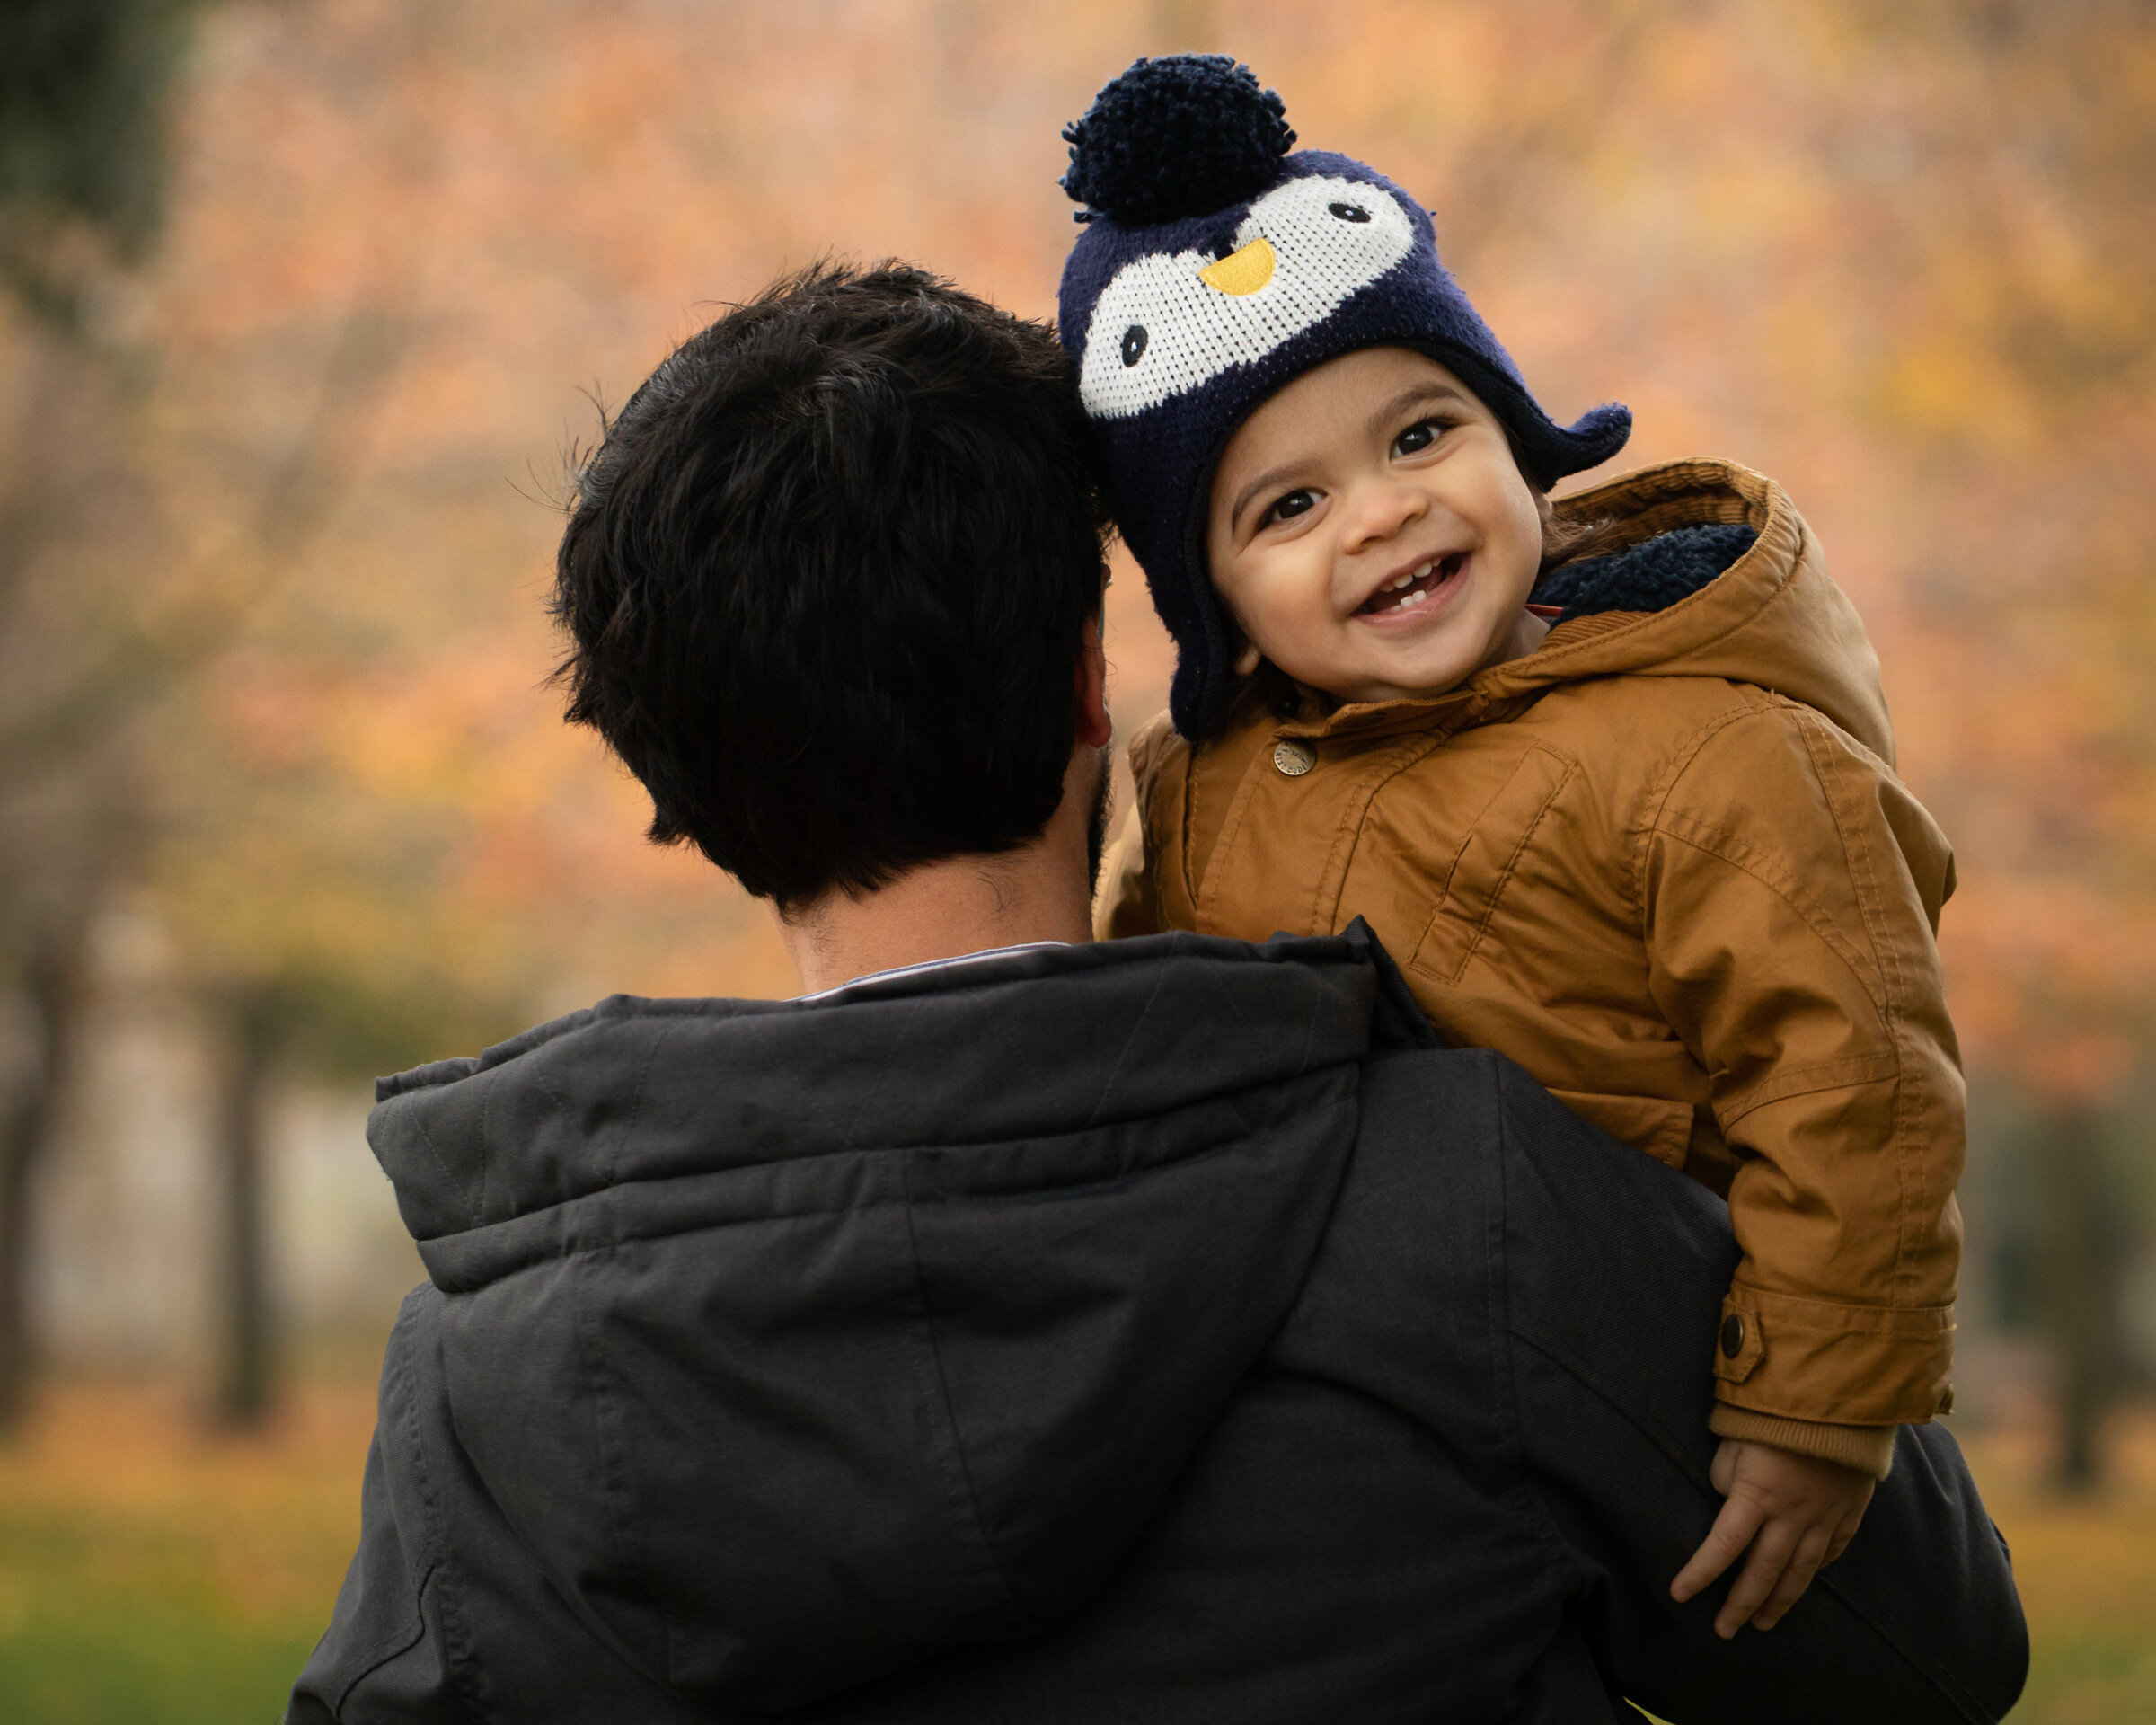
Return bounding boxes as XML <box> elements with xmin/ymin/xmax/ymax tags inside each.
<box><xmin>553</xmin><ymin>261</ymin><xmax>1109</xmax><ymax>909</ymax></box>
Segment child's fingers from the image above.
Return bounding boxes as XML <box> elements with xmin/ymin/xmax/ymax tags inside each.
<box><xmin>1713</xmin><ymin>1521</ymin><xmax>1801</xmax><ymax>1640</ymax></box>
<box><xmin>1822</xmin><ymin>1494</ymin><xmax>1871</xmax><ymax>1568</ymax></box>
<box><xmin>1670</xmin><ymin>1493</ymin><xmax>1766</xmax><ymax>1604</ymax></box>
<box><xmin>1746</xmin><ymin>1524</ymin><xmax>1835</xmax><ymax>1631</ymax></box>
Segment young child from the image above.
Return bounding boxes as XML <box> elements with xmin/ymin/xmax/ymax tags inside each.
<box><xmin>1063</xmin><ymin>58</ymin><xmax>1962</xmax><ymax>1641</ymax></box>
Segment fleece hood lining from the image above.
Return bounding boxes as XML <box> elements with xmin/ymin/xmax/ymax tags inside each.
<box><xmin>1532</xmin><ymin>521</ymin><xmax>1761</xmax><ymax>625</ymax></box>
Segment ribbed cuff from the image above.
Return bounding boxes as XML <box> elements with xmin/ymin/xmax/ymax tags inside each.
<box><xmin>1709</xmin><ymin>1404</ymin><xmax>1897</xmax><ymax>1480</ymax></box>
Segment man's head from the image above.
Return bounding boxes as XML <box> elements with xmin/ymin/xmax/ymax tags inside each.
<box><xmin>552</xmin><ymin>261</ymin><xmax>1111</xmax><ymax>912</ymax></box>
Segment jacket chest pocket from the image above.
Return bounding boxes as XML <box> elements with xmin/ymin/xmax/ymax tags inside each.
<box><xmin>1408</xmin><ymin>743</ymin><xmax>1577</xmax><ymax>985</ymax></box>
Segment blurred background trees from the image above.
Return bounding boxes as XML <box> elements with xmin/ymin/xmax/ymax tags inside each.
<box><xmin>0</xmin><ymin>0</ymin><xmax>206</xmax><ymax>1429</ymax></box>
<box><xmin>0</xmin><ymin>0</ymin><xmax>2150</xmax><ymax>1487</ymax></box>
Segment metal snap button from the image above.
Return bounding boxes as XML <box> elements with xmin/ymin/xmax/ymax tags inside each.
<box><xmin>1272</xmin><ymin>739</ymin><xmax>1316</xmax><ymax>777</ymax></box>
<box><xmin>1719</xmin><ymin>1314</ymin><xmax>1745</xmax><ymax>1358</ymax></box>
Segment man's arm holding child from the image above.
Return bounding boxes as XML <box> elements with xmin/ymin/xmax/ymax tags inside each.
<box><xmin>1482</xmin><ymin>1050</ymin><xmax>2022</xmax><ymax>1718</ymax></box>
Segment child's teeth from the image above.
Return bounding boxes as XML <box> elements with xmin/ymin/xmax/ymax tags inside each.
<box><xmin>1390</xmin><ymin>573</ymin><xmax>1412</xmax><ymax>590</ymax></box>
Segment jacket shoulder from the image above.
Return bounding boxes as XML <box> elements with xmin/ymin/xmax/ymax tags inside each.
<box><xmin>1525</xmin><ymin>669</ymin><xmax>1902</xmax><ymax>789</ymax></box>
<box><xmin>1645</xmin><ymin>685</ymin><xmax>1922</xmax><ymax>828</ymax></box>
<box><xmin>1126</xmin><ymin>707</ymin><xmax>1188</xmax><ymax>797</ymax></box>
<box><xmin>1645</xmin><ymin>687</ymin><xmax>1956</xmax><ymax>936</ymax></box>
<box><xmin>1513</xmin><ymin>673</ymin><xmax>1784</xmax><ymax>814</ymax></box>
<box><xmin>1527</xmin><ymin>668</ymin><xmax>1761</xmax><ymax>742</ymax></box>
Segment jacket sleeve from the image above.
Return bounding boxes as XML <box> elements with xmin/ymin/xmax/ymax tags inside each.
<box><xmin>1093</xmin><ymin>713</ymin><xmax>1179</xmax><ymax>942</ymax></box>
<box><xmin>1641</xmin><ymin>695</ymin><xmax>1961</xmax><ymax>1439</ymax></box>
<box><xmin>1093</xmin><ymin>818</ymin><xmax>1157</xmax><ymax>942</ymax></box>
<box><xmin>1480</xmin><ymin>1057</ymin><xmax>2025</xmax><ymax>1721</ymax></box>
<box><xmin>287</xmin><ymin>1289</ymin><xmax>471</xmax><ymax>1724</ymax></box>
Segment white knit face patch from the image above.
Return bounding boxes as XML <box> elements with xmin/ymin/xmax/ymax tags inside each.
<box><xmin>1079</xmin><ymin>174</ymin><xmax>1418</xmax><ymax>421</ymax></box>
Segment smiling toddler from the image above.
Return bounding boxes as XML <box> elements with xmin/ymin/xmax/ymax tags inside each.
<box><xmin>1065</xmin><ymin>58</ymin><xmax>1964</xmax><ymax>1641</ymax></box>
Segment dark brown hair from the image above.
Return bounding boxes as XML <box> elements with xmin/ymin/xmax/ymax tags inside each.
<box><xmin>1535</xmin><ymin>493</ymin><xmax>1628</xmax><ymax>579</ymax></box>
<box><xmin>552</xmin><ymin>261</ymin><xmax>1110</xmax><ymax>908</ymax></box>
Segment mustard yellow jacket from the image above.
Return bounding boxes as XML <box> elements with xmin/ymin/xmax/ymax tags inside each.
<box><xmin>1098</xmin><ymin>459</ymin><xmax>1959</xmax><ymax>1474</ymax></box>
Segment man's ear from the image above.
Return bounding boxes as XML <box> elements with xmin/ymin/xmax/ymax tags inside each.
<box><xmin>1075</xmin><ymin>612</ymin><xmax>1113</xmax><ymax>749</ymax></box>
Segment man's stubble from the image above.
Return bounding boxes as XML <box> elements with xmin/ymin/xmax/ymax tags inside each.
<box><xmin>1086</xmin><ymin>746</ymin><xmax>1114</xmax><ymax>896</ymax></box>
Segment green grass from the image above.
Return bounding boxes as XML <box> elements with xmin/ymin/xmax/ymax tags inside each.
<box><xmin>0</xmin><ymin>1380</ymin><xmax>363</xmax><ymax>1725</ymax></box>
<box><xmin>2015</xmin><ymin>1635</ymin><xmax>2156</xmax><ymax>1723</ymax></box>
<box><xmin>0</xmin><ymin>1581</ymin><xmax>319</xmax><ymax>1724</ymax></box>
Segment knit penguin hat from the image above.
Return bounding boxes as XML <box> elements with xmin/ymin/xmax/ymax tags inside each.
<box><xmin>1057</xmin><ymin>56</ymin><xmax>1632</xmax><ymax>738</ymax></box>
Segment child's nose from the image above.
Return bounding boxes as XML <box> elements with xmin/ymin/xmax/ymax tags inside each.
<box><xmin>1339</xmin><ymin>479</ymin><xmax>1427</xmax><ymax>553</ymax></box>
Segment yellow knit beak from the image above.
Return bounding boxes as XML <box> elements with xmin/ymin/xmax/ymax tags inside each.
<box><xmin>1198</xmin><ymin>236</ymin><xmax>1276</xmax><ymax>296</ymax></box>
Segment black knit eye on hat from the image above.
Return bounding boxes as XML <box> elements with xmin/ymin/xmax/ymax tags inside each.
<box><xmin>1056</xmin><ymin>56</ymin><xmax>1631</xmax><ymax>739</ymax></box>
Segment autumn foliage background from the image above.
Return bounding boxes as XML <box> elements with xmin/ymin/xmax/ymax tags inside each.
<box><xmin>1</xmin><ymin>0</ymin><xmax>2154</xmax><ymax>1719</ymax></box>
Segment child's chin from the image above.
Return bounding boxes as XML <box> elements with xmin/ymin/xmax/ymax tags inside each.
<box><xmin>1341</xmin><ymin>668</ymin><xmax>1471</xmax><ymax>705</ymax></box>
<box><xmin>1368</xmin><ymin>647</ymin><xmax>1476</xmax><ymax>701</ymax></box>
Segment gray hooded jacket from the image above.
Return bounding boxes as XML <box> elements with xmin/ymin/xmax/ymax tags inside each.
<box><xmin>290</xmin><ymin>929</ymin><xmax>2024</xmax><ymax>1723</ymax></box>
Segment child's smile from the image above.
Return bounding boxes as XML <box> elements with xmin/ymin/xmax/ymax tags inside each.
<box><xmin>1206</xmin><ymin>346</ymin><xmax>1549</xmax><ymax>707</ymax></box>
<box><xmin>1356</xmin><ymin>548</ymin><xmax>1468</xmax><ymax>616</ymax></box>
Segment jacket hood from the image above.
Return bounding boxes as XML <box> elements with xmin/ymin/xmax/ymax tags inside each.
<box><xmin>367</xmin><ymin>929</ymin><xmax>1420</xmax><ymax>1711</ymax></box>
<box><xmin>1285</xmin><ymin>459</ymin><xmax>1895</xmax><ymax>765</ymax></box>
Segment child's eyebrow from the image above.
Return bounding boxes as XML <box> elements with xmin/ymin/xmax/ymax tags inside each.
<box><xmin>1368</xmin><ymin>382</ymin><xmax>1471</xmax><ymax>435</ymax></box>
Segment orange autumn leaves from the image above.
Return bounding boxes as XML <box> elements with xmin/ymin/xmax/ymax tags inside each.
<box><xmin>81</xmin><ymin>0</ymin><xmax>2152</xmax><ymax>1093</ymax></box>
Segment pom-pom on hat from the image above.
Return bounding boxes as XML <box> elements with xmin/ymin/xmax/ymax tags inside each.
<box><xmin>1056</xmin><ymin>56</ymin><xmax>1632</xmax><ymax>739</ymax></box>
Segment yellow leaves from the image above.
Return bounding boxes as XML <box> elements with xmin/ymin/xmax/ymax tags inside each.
<box><xmin>1873</xmin><ymin>333</ymin><xmax>2029</xmax><ymax>448</ymax></box>
<box><xmin>1940</xmin><ymin>874</ymin><xmax>2150</xmax><ymax>1108</ymax></box>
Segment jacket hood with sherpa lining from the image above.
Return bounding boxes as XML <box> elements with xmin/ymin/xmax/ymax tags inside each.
<box><xmin>1523</xmin><ymin>457</ymin><xmax>1894</xmax><ymax>761</ymax></box>
<box><xmin>365</xmin><ymin>928</ymin><xmax>1416</xmax><ymax>1712</ymax></box>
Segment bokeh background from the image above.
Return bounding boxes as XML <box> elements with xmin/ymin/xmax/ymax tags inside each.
<box><xmin>1</xmin><ymin>0</ymin><xmax>2152</xmax><ymax>1718</ymax></box>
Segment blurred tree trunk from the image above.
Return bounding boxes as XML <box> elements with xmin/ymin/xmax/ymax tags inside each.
<box><xmin>0</xmin><ymin>908</ymin><xmax>94</xmax><ymax>1431</ymax></box>
<box><xmin>0</xmin><ymin>0</ymin><xmax>204</xmax><ymax>1432</ymax></box>
<box><xmin>2037</xmin><ymin>1105</ymin><xmax>2120</xmax><ymax>1491</ymax></box>
<box><xmin>213</xmin><ymin>985</ymin><xmax>279</xmax><ymax>1428</ymax></box>
<box><xmin>0</xmin><ymin>314</ymin><xmax>152</xmax><ymax>1434</ymax></box>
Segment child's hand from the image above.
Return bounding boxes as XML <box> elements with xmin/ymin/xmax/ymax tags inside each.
<box><xmin>1670</xmin><ymin>1438</ymin><xmax>1876</xmax><ymax>1638</ymax></box>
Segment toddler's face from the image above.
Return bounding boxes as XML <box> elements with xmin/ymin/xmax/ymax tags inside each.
<box><xmin>1206</xmin><ymin>347</ymin><xmax>1547</xmax><ymax>707</ymax></box>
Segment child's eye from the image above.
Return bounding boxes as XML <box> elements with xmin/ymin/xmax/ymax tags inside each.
<box><xmin>1262</xmin><ymin>489</ymin><xmax>1318</xmax><ymax>526</ymax></box>
<box><xmin>1393</xmin><ymin>419</ymin><xmax>1449</xmax><ymax>456</ymax></box>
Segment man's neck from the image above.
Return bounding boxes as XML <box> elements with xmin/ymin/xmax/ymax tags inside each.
<box><xmin>775</xmin><ymin>854</ymin><xmax>1089</xmax><ymax>996</ymax></box>
<box><xmin>772</xmin><ymin>746</ymin><xmax>1105</xmax><ymax>996</ymax></box>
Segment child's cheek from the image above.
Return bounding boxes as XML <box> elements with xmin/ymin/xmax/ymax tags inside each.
<box><xmin>1492</xmin><ymin>491</ymin><xmax>1545</xmax><ymax>603</ymax></box>
<box><xmin>1230</xmin><ymin>553</ymin><xmax>1289</xmax><ymax>637</ymax></box>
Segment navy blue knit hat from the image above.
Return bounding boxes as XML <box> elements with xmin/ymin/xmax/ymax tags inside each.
<box><xmin>1057</xmin><ymin>57</ymin><xmax>1632</xmax><ymax>737</ymax></box>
